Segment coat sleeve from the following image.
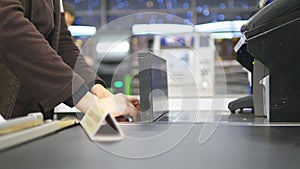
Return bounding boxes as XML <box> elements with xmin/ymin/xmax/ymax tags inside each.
<box><xmin>58</xmin><ymin>12</ymin><xmax>107</xmax><ymax>88</ymax></box>
<box><xmin>0</xmin><ymin>0</ymin><xmax>87</xmax><ymax>111</ymax></box>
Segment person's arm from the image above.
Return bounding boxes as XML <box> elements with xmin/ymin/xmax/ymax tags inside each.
<box><xmin>57</xmin><ymin>8</ymin><xmax>140</xmax><ymax>115</ymax></box>
<box><xmin>0</xmin><ymin>0</ymin><xmax>139</xmax><ymax>120</ymax></box>
<box><xmin>0</xmin><ymin>0</ymin><xmax>86</xmax><ymax>111</ymax></box>
<box><xmin>58</xmin><ymin>11</ymin><xmax>114</xmax><ymax>100</ymax></box>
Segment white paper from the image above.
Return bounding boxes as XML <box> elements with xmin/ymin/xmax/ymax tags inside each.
<box><xmin>80</xmin><ymin>104</ymin><xmax>124</xmax><ymax>142</ymax></box>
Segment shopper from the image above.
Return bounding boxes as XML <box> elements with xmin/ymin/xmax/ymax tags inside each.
<box><xmin>0</xmin><ymin>0</ymin><xmax>139</xmax><ymax>120</ymax></box>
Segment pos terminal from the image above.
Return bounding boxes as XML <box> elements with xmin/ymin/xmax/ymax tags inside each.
<box><xmin>229</xmin><ymin>0</ymin><xmax>300</xmax><ymax>122</ymax></box>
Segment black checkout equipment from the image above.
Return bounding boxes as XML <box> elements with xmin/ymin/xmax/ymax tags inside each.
<box><xmin>229</xmin><ymin>0</ymin><xmax>300</xmax><ymax>122</ymax></box>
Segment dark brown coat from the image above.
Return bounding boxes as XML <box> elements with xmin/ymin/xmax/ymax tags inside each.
<box><xmin>0</xmin><ymin>0</ymin><xmax>103</xmax><ymax>119</ymax></box>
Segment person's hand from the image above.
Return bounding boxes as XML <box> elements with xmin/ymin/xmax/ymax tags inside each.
<box><xmin>127</xmin><ymin>95</ymin><xmax>140</xmax><ymax>111</ymax></box>
<box><xmin>76</xmin><ymin>92</ymin><xmax>140</xmax><ymax>121</ymax></box>
<box><xmin>90</xmin><ymin>84</ymin><xmax>113</xmax><ymax>99</ymax></box>
<box><xmin>97</xmin><ymin>93</ymin><xmax>139</xmax><ymax>121</ymax></box>
<box><xmin>90</xmin><ymin>83</ymin><xmax>140</xmax><ymax>116</ymax></box>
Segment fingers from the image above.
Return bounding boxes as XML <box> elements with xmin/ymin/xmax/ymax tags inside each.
<box><xmin>107</xmin><ymin>94</ymin><xmax>138</xmax><ymax>122</ymax></box>
<box><xmin>127</xmin><ymin>95</ymin><xmax>139</xmax><ymax>103</ymax></box>
<box><xmin>125</xmin><ymin>95</ymin><xmax>140</xmax><ymax>111</ymax></box>
<box><xmin>117</xmin><ymin>94</ymin><xmax>138</xmax><ymax>121</ymax></box>
<box><xmin>127</xmin><ymin>102</ymin><xmax>138</xmax><ymax>121</ymax></box>
<box><xmin>91</xmin><ymin>84</ymin><xmax>113</xmax><ymax>99</ymax></box>
<box><xmin>97</xmin><ymin>93</ymin><xmax>140</xmax><ymax>122</ymax></box>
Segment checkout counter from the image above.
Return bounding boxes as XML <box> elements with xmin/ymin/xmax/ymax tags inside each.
<box><xmin>0</xmin><ymin>109</ymin><xmax>300</xmax><ymax>169</ymax></box>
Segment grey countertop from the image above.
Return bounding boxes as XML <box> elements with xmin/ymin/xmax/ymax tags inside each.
<box><xmin>2</xmin><ymin>96</ymin><xmax>300</xmax><ymax>169</ymax></box>
<box><xmin>1</xmin><ymin>119</ymin><xmax>300</xmax><ymax>169</ymax></box>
